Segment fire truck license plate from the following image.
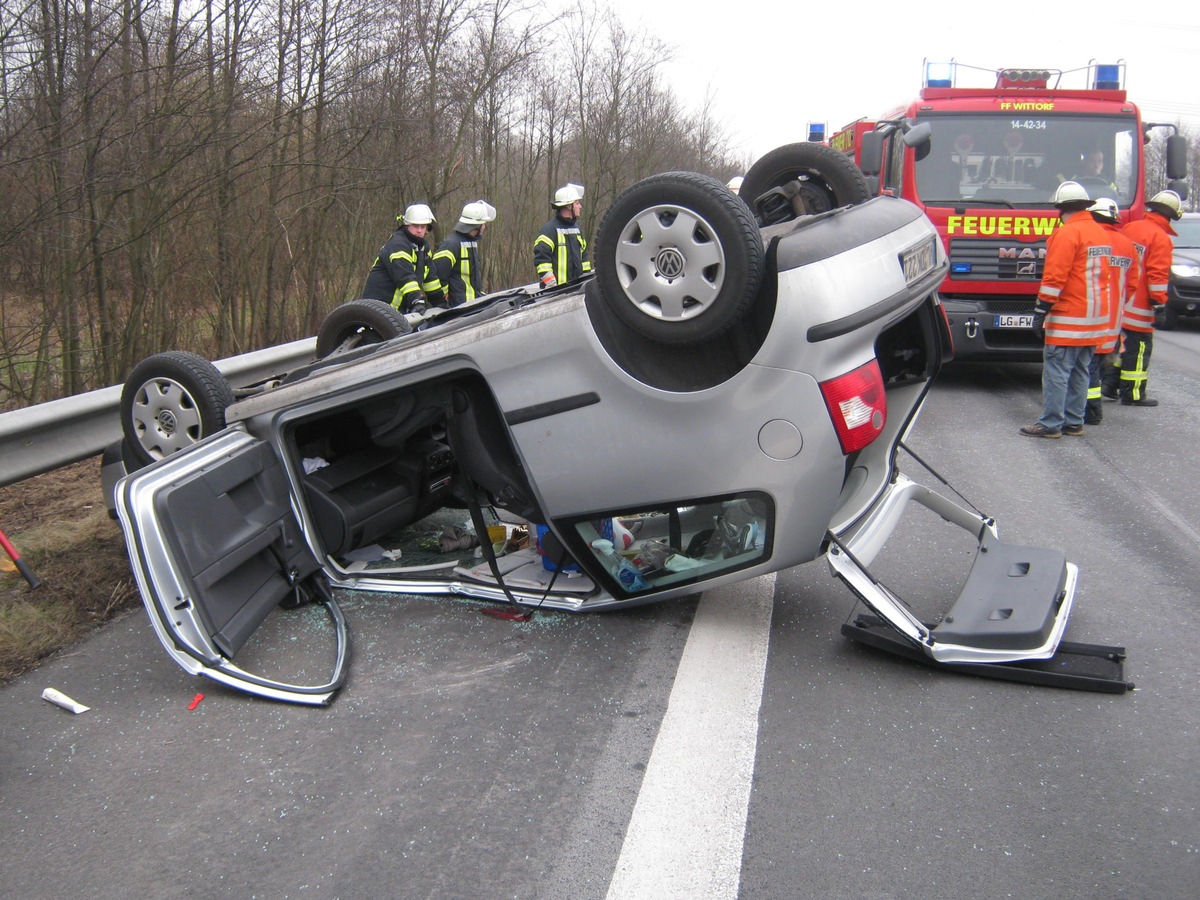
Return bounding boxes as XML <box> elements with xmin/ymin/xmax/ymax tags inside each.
<box><xmin>994</xmin><ymin>314</ymin><xmax>1034</xmax><ymax>328</ymax></box>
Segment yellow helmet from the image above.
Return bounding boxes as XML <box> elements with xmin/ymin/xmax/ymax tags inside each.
<box><xmin>1148</xmin><ymin>190</ymin><xmax>1183</xmax><ymax>220</ymax></box>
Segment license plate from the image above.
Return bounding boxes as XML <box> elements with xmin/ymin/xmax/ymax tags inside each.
<box><xmin>901</xmin><ymin>237</ymin><xmax>937</xmax><ymax>285</ymax></box>
<box><xmin>994</xmin><ymin>314</ymin><xmax>1034</xmax><ymax>328</ymax></box>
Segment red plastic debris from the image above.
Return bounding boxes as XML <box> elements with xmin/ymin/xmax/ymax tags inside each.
<box><xmin>188</xmin><ymin>693</ymin><xmax>204</xmax><ymax>710</ymax></box>
<box><xmin>481</xmin><ymin>607</ymin><xmax>532</xmax><ymax>622</ymax></box>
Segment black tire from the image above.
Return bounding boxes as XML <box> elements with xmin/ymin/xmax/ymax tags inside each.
<box><xmin>120</xmin><ymin>351</ymin><xmax>235</xmax><ymax>467</ymax></box>
<box><xmin>315</xmin><ymin>298</ymin><xmax>412</xmax><ymax>359</ymax></box>
<box><xmin>740</xmin><ymin>142</ymin><xmax>872</xmax><ymax>225</ymax></box>
<box><xmin>594</xmin><ymin>171</ymin><xmax>765</xmax><ymax>345</ymax></box>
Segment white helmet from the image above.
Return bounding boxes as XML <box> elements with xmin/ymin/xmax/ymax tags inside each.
<box><xmin>1148</xmin><ymin>189</ymin><xmax>1183</xmax><ymax>220</ymax></box>
<box><xmin>1052</xmin><ymin>181</ymin><xmax>1090</xmax><ymax>207</ymax></box>
<box><xmin>727</xmin><ymin>175</ymin><xmax>744</xmax><ymax>194</ymax></box>
<box><xmin>401</xmin><ymin>203</ymin><xmax>435</xmax><ymax>226</ymax></box>
<box><xmin>553</xmin><ymin>183</ymin><xmax>585</xmax><ymax>207</ymax></box>
<box><xmin>1088</xmin><ymin>197</ymin><xmax>1120</xmax><ymax>222</ymax></box>
<box><xmin>457</xmin><ymin>200</ymin><xmax>496</xmax><ymax>229</ymax></box>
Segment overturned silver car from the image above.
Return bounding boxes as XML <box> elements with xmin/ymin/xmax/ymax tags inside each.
<box><xmin>112</xmin><ymin>146</ymin><xmax>1081</xmax><ymax>705</ymax></box>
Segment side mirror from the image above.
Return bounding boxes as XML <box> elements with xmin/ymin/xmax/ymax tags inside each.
<box><xmin>903</xmin><ymin>121</ymin><xmax>933</xmax><ymax>149</ymax></box>
<box><xmin>1166</xmin><ymin>134</ymin><xmax>1188</xmax><ymax>182</ymax></box>
<box><xmin>860</xmin><ymin>131</ymin><xmax>884</xmax><ymax>177</ymax></box>
<box><xmin>1168</xmin><ymin>179</ymin><xmax>1189</xmax><ymax>202</ymax></box>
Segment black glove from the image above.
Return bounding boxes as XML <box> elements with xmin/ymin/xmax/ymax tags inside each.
<box><xmin>1032</xmin><ymin>301</ymin><xmax>1050</xmax><ymax>339</ymax></box>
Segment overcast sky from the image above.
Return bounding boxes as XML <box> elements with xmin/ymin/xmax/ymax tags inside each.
<box><xmin>607</xmin><ymin>0</ymin><xmax>1200</xmax><ymax>166</ymax></box>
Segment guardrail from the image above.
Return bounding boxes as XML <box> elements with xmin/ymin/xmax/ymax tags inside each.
<box><xmin>0</xmin><ymin>339</ymin><xmax>316</xmax><ymax>489</ymax></box>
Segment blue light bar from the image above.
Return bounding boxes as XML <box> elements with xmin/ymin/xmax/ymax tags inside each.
<box><xmin>951</xmin><ymin>262</ymin><xmax>973</xmax><ymax>275</ymax></box>
<box><xmin>925</xmin><ymin>62</ymin><xmax>954</xmax><ymax>88</ymax></box>
<box><xmin>1093</xmin><ymin>63</ymin><xmax>1121</xmax><ymax>90</ymax></box>
<box><xmin>806</xmin><ymin>122</ymin><xmax>826</xmax><ymax>142</ymax></box>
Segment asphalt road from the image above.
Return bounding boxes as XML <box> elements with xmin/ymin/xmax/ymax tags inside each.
<box><xmin>3</xmin><ymin>325</ymin><xmax>1200</xmax><ymax>899</ymax></box>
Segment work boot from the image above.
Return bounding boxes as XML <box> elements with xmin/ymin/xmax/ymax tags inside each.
<box><xmin>1020</xmin><ymin>423</ymin><xmax>1061</xmax><ymax>439</ymax></box>
<box><xmin>1062</xmin><ymin>423</ymin><xmax>1085</xmax><ymax>436</ymax></box>
<box><xmin>1121</xmin><ymin>397</ymin><xmax>1158</xmax><ymax>407</ymax></box>
<box><xmin>1084</xmin><ymin>413</ymin><xmax>1102</xmax><ymax>425</ymax></box>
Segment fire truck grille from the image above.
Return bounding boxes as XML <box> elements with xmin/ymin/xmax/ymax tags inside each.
<box><xmin>949</xmin><ymin>238</ymin><xmax>1048</xmax><ymax>282</ymax></box>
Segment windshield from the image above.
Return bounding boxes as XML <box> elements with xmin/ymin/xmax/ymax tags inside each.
<box><xmin>913</xmin><ymin>113</ymin><xmax>1138</xmax><ymax>207</ymax></box>
<box><xmin>1173</xmin><ymin>216</ymin><xmax>1200</xmax><ymax>249</ymax></box>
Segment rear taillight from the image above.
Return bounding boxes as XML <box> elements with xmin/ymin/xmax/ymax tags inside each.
<box><xmin>820</xmin><ymin>360</ymin><xmax>887</xmax><ymax>454</ymax></box>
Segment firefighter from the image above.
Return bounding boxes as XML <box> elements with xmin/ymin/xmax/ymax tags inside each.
<box><xmin>534</xmin><ymin>183</ymin><xmax>591</xmax><ymax>288</ymax></box>
<box><xmin>362</xmin><ymin>204</ymin><xmax>446</xmax><ymax>313</ymax></box>
<box><xmin>1020</xmin><ymin>182</ymin><xmax>1133</xmax><ymax>439</ymax></box>
<box><xmin>1101</xmin><ymin>189</ymin><xmax>1182</xmax><ymax>408</ymax></box>
<box><xmin>434</xmin><ymin>201</ymin><xmax>496</xmax><ymax>307</ymax></box>
<box><xmin>1083</xmin><ymin>197</ymin><xmax>1139</xmax><ymax>425</ymax></box>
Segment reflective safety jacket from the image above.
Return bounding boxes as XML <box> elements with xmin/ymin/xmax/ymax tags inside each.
<box><xmin>433</xmin><ymin>231</ymin><xmax>485</xmax><ymax>307</ymax></box>
<box><xmin>1119</xmin><ymin>212</ymin><xmax>1175</xmax><ymax>333</ymax></box>
<box><xmin>1037</xmin><ymin>214</ymin><xmax>1136</xmax><ymax>347</ymax></box>
<box><xmin>363</xmin><ymin>228</ymin><xmax>446</xmax><ymax>312</ymax></box>
<box><xmin>534</xmin><ymin>213</ymin><xmax>591</xmax><ymax>285</ymax></box>
<box><xmin>1095</xmin><ymin>222</ymin><xmax>1139</xmax><ymax>354</ymax></box>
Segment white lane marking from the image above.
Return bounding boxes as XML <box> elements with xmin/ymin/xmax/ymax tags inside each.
<box><xmin>605</xmin><ymin>573</ymin><xmax>775</xmax><ymax>900</ymax></box>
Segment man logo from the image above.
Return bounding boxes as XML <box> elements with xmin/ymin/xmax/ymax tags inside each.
<box><xmin>1000</xmin><ymin>245</ymin><xmax>1045</xmax><ymax>277</ymax></box>
<box><xmin>997</xmin><ymin>245</ymin><xmax>1045</xmax><ymax>280</ymax></box>
<box><xmin>997</xmin><ymin>246</ymin><xmax>1047</xmax><ymax>261</ymax></box>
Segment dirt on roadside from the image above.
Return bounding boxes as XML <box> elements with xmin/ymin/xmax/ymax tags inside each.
<box><xmin>0</xmin><ymin>458</ymin><xmax>138</xmax><ymax>683</ymax></box>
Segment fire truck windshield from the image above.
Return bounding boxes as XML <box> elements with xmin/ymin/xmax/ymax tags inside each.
<box><xmin>912</xmin><ymin>113</ymin><xmax>1137</xmax><ymax>208</ymax></box>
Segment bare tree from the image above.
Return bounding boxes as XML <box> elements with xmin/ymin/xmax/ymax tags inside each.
<box><xmin>0</xmin><ymin>0</ymin><xmax>743</xmax><ymax>408</ymax></box>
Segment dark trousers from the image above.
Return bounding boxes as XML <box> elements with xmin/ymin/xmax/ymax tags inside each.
<box><xmin>1102</xmin><ymin>330</ymin><xmax>1153</xmax><ymax>402</ymax></box>
<box><xmin>1087</xmin><ymin>351</ymin><xmax>1109</xmax><ymax>423</ymax></box>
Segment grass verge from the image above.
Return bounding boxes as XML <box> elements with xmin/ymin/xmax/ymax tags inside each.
<box><xmin>0</xmin><ymin>458</ymin><xmax>138</xmax><ymax>683</ymax></box>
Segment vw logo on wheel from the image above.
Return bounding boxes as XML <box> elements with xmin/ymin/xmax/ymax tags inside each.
<box><xmin>655</xmin><ymin>247</ymin><xmax>685</xmax><ymax>279</ymax></box>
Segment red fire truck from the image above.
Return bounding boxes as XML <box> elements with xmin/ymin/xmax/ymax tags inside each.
<box><xmin>831</xmin><ymin>61</ymin><xmax>1189</xmax><ymax>362</ymax></box>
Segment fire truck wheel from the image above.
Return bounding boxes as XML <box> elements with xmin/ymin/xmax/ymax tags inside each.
<box><xmin>593</xmin><ymin>171</ymin><xmax>765</xmax><ymax>345</ymax></box>
<box><xmin>315</xmin><ymin>298</ymin><xmax>413</xmax><ymax>359</ymax></box>
<box><xmin>740</xmin><ymin>142</ymin><xmax>872</xmax><ymax>225</ymax></box>
<box><xmin>120</xmin><ymin>351</ymin><xmax>235</xmax><ymax>467</ymax></box>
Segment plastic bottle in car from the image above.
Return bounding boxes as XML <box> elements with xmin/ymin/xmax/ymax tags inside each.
<box><xmin>590</xmin><ymin>538</ymin><xmax>649</xmax><ymax>592</ymax></box>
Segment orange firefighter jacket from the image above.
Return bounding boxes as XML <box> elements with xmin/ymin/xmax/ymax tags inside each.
<box><xmin>1037</xmin><ymin>213</ymin><xmax>1136</xmax><ymax>347</ymax></box>
<box><xmin>1119</xmin><ymin>212</ymin><xmax>1175</xmax><ymax>333</ymax></box>
<box><xmin>1094</xmin><ymin>221</ymin><xmax>1139</xmax><ymax>354</ymax></box>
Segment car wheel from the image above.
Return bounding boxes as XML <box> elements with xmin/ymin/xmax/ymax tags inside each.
<box><xmin>1158</xmin><ymin>305</ymin><xmax>1180</xmax><ymax>331</ymax></box>
<box><xmin>315</xmin><ymin>298</ymin><xmax>412</xmax><ymax>359</ymax></box>
<box><xmin>740</xmin><ymin>142</ymin><xmax>872</xmax><ymax>225</ymax></box>
<box><xmin>594</xmin><ymin>171</ymin><xmax>765</xmax><ymax>345</ymax></box>
<box><xmin>120</xmin><ymin>351</ymin><xmax>236</xmax><ymax>467</ymax></box>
